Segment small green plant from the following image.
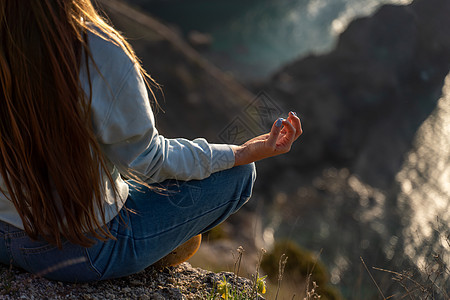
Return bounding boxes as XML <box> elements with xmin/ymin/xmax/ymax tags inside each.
<box><xmin>217</xmin><ymin>276</ymin><xmax>232</xmax><ymax>299</ymax></box>
<box><xmin>209</xmin><ymin>274</ymin><xmax>267</xmax><ymax>300</ymax></box>
<box><xmin>256</xmin><ymin>275</ymin><xmax>267</xmax><ymax>295</ymax></box>
<box><xmin>206</xmin><ymin>247</ymin><xmax>267</xmax><ymax>300</ymax></box>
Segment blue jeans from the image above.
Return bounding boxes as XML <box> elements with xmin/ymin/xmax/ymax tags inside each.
<box><xmin>0</xmin><ymin>163</ymin><xmax>256</xmax><ymax>282</ymax></box>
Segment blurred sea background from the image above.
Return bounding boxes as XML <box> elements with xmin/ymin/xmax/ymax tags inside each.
<box><xmin>103</xmin><ymin>0</ymin><xmax>449</xmax><ymax>298</ymax></box>
<box><xmin>127</xmin><ymin>0</ymin><xmax>412</xmax><ymax>81</ymax></box>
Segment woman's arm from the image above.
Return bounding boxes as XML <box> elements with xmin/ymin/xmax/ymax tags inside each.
<box><xmin>87</xmin><ymin>35</ymin><xmax>301</xmax><ymax>182</ymax></box>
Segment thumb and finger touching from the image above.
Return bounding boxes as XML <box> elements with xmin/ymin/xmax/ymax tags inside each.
<box><xmin>276</xmin><ymin>119</ymin><xmax>296</xmax><ymax>150</ymax></box>
<box><xmin>267</xmin><ymin>117</ymin><xmax>297</xmax><ymax>151</ymax></box>
<box><xmin>234</xmin><ymin>113</ymin><xmax>302</xmax><ymax>166</ymax></box>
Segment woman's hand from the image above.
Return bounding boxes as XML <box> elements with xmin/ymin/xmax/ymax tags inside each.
<box><xmin>232</xmin><ymin>111</ymin><xmax>302</xmax><ymax>166</ymax></box>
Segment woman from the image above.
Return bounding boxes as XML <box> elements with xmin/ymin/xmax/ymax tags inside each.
<box><xmin>0</xmin><ymin>0</ymin><xmax>301</xmax><ymax>282</ymax></box>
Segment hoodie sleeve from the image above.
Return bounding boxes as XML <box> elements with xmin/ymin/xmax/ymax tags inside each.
<box><xmin>96</xmin><ymin>58</ymin><xmax>235</xmax><ymax>183</ymax></box>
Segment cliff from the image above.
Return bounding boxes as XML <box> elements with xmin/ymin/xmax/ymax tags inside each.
<box><xmin>258</xmin><ymin>0</ymin><xmax>450</xmax><ymax>190</ymax></box>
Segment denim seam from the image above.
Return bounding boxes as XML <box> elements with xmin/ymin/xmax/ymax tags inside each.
<box><xmin>19</xmin><ymin>241</ymin><xmax>70</xmax><ymax>255</ymax></box>
<box><xmin>84</xmin><ymin>248</ymin><xmax>102</xmax><ymax>279</ymax></box>
<box><xmin>5</xmin><ymin>234</ymin><xmax>12</xmax><ymax>266</ymax></box>
<box><xmin>5</xmin><ymin>231</ymin><xmax>29</xmax><ymax>239</ymax></box>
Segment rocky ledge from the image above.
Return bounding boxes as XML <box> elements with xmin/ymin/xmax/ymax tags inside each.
<box><xmin>0</xmin><ymin>263</ymin><xmax>259</xmax><ymax>300</ymax></box>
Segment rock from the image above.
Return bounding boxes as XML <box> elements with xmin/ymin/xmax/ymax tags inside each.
<box><xmin>148</xmin><ymin>292</ymin><xmax>165</xmax><ymax>300</ymax></box>
<box><xmin>0</xmin><ymin>262</ymin><xmax>259</xmax><ymax>300</ymax></box>
<box><xmin>129</xmin><ymin>279</ymin><xmax>143</xmax><ymax>286</ymax></box>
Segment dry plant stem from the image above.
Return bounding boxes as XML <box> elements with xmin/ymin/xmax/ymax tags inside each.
<box><xmin>305</xmin><ymin>282</ymin><xmax>321</xmax><ymax>300</ymax></box>
<box><xmin>275</xmin><ymin>254</ymin><xmax>288</xmax><ymax>300</ymax></box>
<box><xmin>398</xmin><ymin>286</ymin><xmax>418</xmax><ymax>300</ymax></box>
<box><xmin>373</xmin><ymin>267</ymin><xmax>428</xmax><ymax>292</ymax></box>
<box><xmin>304</xmin><ymin>267</ymin><xmax>312</xmax><ymax>297</ymax></box>
<box><xmin>392</xmin><ymin>273</ymin><xmax>415</xmax><ymax>300</ymax></box>
<box><xmin>398</xmin><ymin>274</ymin><xmax>427</xmax><ymax>300</ymax></box>
<box><xmin>232</xmin><ymin>246</ymin><xmax>244</xmax><ymax>296</ymax></box>
<box><xmin>375</xmin><ymin>264</ymin><xmax>449</xmax><ymax>300</ymax></box>
<box><xmin>253</xmin><ymin>248</ymin><xmax>266</xmax><ymax>299</ymax></box>
<box><xmin>233</xmin><ymin>246</ymin><xmax>244</xmax><ymax>279</ymax></box>
<box><xmin>304</xmin><ymin>248</ymin><xmax>322</xmax><ymax>299</ymax></box>
<box><xmin>360</xmin><ymin>257</ymin><xmax>386</xmax><ymax>300</ymax></box>
<box><xmin>430</xmin><ymin>254</ymin><xmax>450</xmax><ymax>298</ymax></box>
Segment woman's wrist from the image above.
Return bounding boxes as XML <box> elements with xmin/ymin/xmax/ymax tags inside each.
<box><xmin>231</xmin><ymin>145</ymin><xmax>246</xmax><ymax>167</ymax></box>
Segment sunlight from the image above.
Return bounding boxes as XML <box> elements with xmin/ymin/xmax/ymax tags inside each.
<box><xmin>330</xmin><ymin>0</ymin><xmax>414</xmax><ymax>34</ymax></box>
<box><xmin>396</xmin><ymin>73</ymin><xmax>450</xmax><ymax>264</ymax></box>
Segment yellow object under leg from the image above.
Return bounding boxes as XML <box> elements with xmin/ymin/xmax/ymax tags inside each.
<box><xmin>152</xmin><ymin>234</ymin><xmax>202</xmax><ymax>269</ymax></box>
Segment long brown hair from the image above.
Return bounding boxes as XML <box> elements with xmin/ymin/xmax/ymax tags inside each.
<box><xmin>0</xmin><ymin>0</ymin><xmax>157</xmax><ymax>248</ymax></box>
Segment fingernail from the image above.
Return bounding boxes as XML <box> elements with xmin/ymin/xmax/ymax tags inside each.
<box><xmin>290</xmin><ymin>111</ymin><xmax>297</xmax><ymax>117</ymax></box>
<box><xmin>276</xmin><ymin>118</ymin><xmax>283</xmax><ymax>127</ymax></box>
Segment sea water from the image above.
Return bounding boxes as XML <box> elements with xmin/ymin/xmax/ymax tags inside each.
<box><xmin>135</xmin><ymin>0</ymin><xmax>412</xmax><ymax>80</ymax></box>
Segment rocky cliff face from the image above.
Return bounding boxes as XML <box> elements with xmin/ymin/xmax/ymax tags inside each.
<box><xmin>259</xmin><ymin>0</ymin><xmax>450</xmax><ymax>190</ymax></box>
